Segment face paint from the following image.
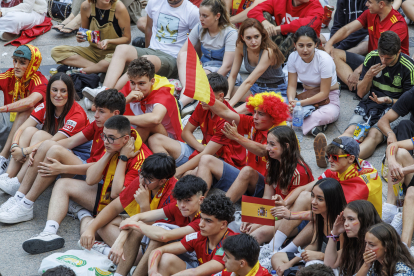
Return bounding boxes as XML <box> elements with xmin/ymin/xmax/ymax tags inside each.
<box><xmin>352</xmin><ymin>221</ymin><xmax>359</xmax><ymax>226</ymax></box>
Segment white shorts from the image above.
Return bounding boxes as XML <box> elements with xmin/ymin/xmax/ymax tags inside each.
<box><xmin>0</xmin><ymin>11</ymin><xmax>45</xmax><ymax>36</ymax></box>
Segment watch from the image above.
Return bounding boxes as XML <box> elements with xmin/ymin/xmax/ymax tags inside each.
<box><xmin>118</xmin><ymin>155</ymin><xmax>128</xmax><ymax>162</ymax></box>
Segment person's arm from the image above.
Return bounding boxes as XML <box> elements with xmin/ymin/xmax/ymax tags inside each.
<box><xmin>145</xmin><ymin>15</ymin><xmax>153</xmax><ymax>48</ymax></box>
<box><xmin>377</xmin><ymin>109</ymin><xmax>400</xmax><ymax>145</ymax></box>
<box><xmin>85</xmin><ymin>151</ymin><xmax>113</xmax><ymax>185</ymax></box>
<box><xmin>0</xmin><ymin>92</ymin><xmax>43</xmax><ymax>113</ymax></box>
<box><xmin>216</xmin><ymin>51</ymin><xmax>235</xmax><ymax>77</ymax></box>
<box><xmin>105</xmin><ymin>2</ymin><xmax>131</xmax><ymax>46</ymax></box>
<box><xmin>286</xmin><ymin>72</ymin><xmax>298</xmax><ymax>104</ymax></box>
<box><xmin>127</xmin><ymin>222</ymin><xmax>197</xmax><ymax>243</ymax></box>
<box><xmin>230</xmin><ymin>0</ymin><xmax>266</xmax><ymax>24</ymax></box>
<box><xmin>209</xmin><ymin>101</ymin><xmax>241</xmax><ymax>125</ymax></box>
<box><xmin>224</xmin><ymin>0</ymin><xmax>231</xmax><ymax>13</ymax></box>
<box><xmin>0</xmin><ymin>0</ymin><xmax>35</xmax><ymax>16</ymax></box>
<box><xmin>393</xmin><ymin>0</ymin><xmax>403</xmax><ymax>9</ymax></box>
<box><xmin>226</xmin><ymin>42</ymin><xmax>243</xmax><ymax>100</ymax></box>
<box><xmin>80</xmin><ymin>1</ymin><xmax>91</xmax><ymax>29</ymax></box>
<box><xmin>262</xmin><ymin>183</ymin><xmax>275</xmax><ymax>200</ymax></box>
<box><xmin>181</xmin><ymin>120</ymin><xmax>204</xmax><ymax>153</ymax></box>
<box><xmin>174</xmin><ymin>260</ymin><xmax>224</xmax><ymax>276</ymax></box>
<box><xmin>325</xmin><ymin>20</ymin><xmax>364</xmax><ymax>55</ymax></box>
<box><xmin>246</xmin><ymin>0</ymin><xmax>275</xmax><ymax>23</ymax></box>
<box><xmin>284</xmin><ymin>179</ymin><xmax>317</xmax><ymax>208</ymax></box>
<box><xmin>125</xmin><ymin>104</ymin><xmax>167</xmax><ymax>128</ymax></box>
<box><xmin>229</xmin><ymin>49</ymin><xmax>274</xmax><ymax>107</ymax></box>
<box><xmin>148</xmin><ymin>242</ymin><xmax>189</xmax><ymax>275</ymax></box>
<box><xmin>279</xmin><ymin>7</ymin><xmax>323</xmax><ymax>36</ymax></box>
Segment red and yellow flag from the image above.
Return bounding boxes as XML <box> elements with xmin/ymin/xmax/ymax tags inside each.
<box><xmin>184</xmin><ymin>39</ymin><xmax>216</xmax><ymax>106</ymax></box>
<box><xmin>241</xmin><ymin>196</ymin><xmax>275</xmax><ymax>226</ymax></box>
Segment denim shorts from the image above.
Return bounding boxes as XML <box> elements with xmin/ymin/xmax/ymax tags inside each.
<box><xmin>176</xmin><ymin>141</ymin><xmax>195</xmax><ymax>167</ymax></box>
<box><xmin>250</xmin><ymin>82</ymin><xmax>288</xmax><ymax>102</ymax></box>
<box><xmin>212</xmin><ymin>161</ymin><xmax>266</xmax><ymax>197</ymax></box>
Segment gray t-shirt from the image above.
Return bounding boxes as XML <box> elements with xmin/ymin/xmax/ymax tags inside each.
<box><xmin>188</xmin><ymin>23</ymin><xmax>237</xmax><ymax>52</ymax></box>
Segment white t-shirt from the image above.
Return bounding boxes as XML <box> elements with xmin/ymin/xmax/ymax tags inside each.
<box><xmin>287</xmin><ymin>49</ymin><xmax>337</xmax><ymax>87</ymax></box>
<box><xmin>188</xmin><ymin>23</ymin><xmax>237</xmax><ymax>52</ymax></box>
<box><xmin>146</xmin><ymin>0</ymin><xmax>199</xmax><ymax>58</ymax></box>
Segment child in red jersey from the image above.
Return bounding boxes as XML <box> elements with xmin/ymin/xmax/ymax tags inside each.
<box><xmin>106</xmin><ymin>175</ymin><xmax>207</xmax><ymax>276</ymax></box>
<box><xmin>214</xmin><ymin>234</ymin><xmax>271</xmax><ymax>276</ymax></box>
<box><xmin>148</xmin><ymin>194</ymin><xmax>237</xmax><ymax>276</ymax></box>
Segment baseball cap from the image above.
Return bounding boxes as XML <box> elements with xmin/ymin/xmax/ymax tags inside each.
<box><xmin>13</xmin><ymin>45</ymin><xmax>32</xmax><ymax>61</ymax></box>
<box><xmin>331</xmin><ymin>136</ymin><xmax>362</xmax><ymax>169</ymax></box>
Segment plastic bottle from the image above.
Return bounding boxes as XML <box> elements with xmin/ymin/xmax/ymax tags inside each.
<box><xmin>292</xmin><ymin>102</ymin><xmax>303</xmax><ymax>143</ymax></box>
<box><xmin>271</xmin><ymin>270</ymin><xmax>277</xmax><ymax>276</ymax></box>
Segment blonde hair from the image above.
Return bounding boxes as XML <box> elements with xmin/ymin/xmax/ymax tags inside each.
<box><xmin>200</xmin><ymin>0</ymin><xmax>234</xmax><ymax>39</ymax></box>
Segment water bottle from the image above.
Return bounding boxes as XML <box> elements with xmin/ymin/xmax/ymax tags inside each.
<box><xmin>292</xmin><ymin>102</ymin><xmax>303</xmax><ymax>143</ymax></box>
<box><xmin>271</xmin><ymin>270</ymin><xmax>277</xmax><ymax>276</ymax></box>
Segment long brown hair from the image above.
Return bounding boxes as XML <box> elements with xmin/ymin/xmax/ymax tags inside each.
<box><xmin>237</xmin><ymin>18</ymin><xmax>285</xmax><ymax>67</ymax></box>
<box><xmin>368</xmin><ymin>223</ymin><xmax>414</xmax><ymax>276</ymax></box>
<box><xmin>43</xmin><ymin>73</ymin><xmax>75</xmax><ymax>135</ymax></box>
<box><xmin>200</xmin><ymin>0</ymin><xmax>234</xmax><ymax>39</ymax></box>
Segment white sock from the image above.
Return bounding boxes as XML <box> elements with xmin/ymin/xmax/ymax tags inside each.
<box><xmin>114</xmin><ymin>273</ymin><xmax>123</xmax><ymax>276</ymax></box>
<box><xmin>77</xmin><ymin>209</ymin><xmax>92</xmax><ymax>221</ymax></box>
<box><xmin>43</xmin><ymin>220</ymin><xmax>59</xmax><ymax>234</ymax></box>
<box><xmin>14</xmin><ymin>191</ymin><xmax>25</xmax><ymax>201</ymax></box>
<box><xmin>269</xmin><ymin>230</ymin><xmax>287</xmax><ymax>251</ymax></box>
<box><xmin>280</xmin><ymin>242</ymin><xmax>298</xmax><ymax>253</ymax></box>
<box><xmin>103</xmin><ymin>246</ymin><xmax>111</xmax><ymax>256</ymax></box>
<box><xmin>20</xmin><ymin>197</ymin><xmax>34</xmax><ymax>209</ymax></box>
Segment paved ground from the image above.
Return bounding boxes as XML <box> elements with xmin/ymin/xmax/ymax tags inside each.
<box><xmin>1</xmin><ymin>3</ymin><xmax>414</xmax><ymax>275</ymax></box>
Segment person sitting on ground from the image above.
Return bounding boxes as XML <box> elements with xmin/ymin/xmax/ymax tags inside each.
<box><xmin>0</xmin><ymin>45</ymin><xmax>47</xmax><ymax>175</ymax></box>
<box><xmin>271</xmin><ymin>178</ymin><xmax>347</xmax><ymax>276</ymax></box>
<box><xmin>0</xmin><ymin>73</ymin><xmax>89</xmax><ymax>216</ymax></box>
<box><xmin>118</xmin><ymin>58</ymin><xmax>183</xmax><ymax>142</ymax></box>
<box><xmin>225</xmin><ymin>0</ymin><xmax>263</xmax><ymax>27</ymax></box>
<box><xmin>296</xmin><ymin>263</ymin><xmax>335</xmax><ymax>276</ymax></box>
<box><xmin>287</xmin><ymin>26</ymin><xmax>340</xmax><ymax>139</ymax></box>
<box><xmin>337</xmin><ymin>31</ymin><xmax>414</xmax><ymax>161</ymax></box>
<box><xmin>177</xmin><ymin>0</ymin><xmax>239</xmax><ymax>116</ymax></box>
<box><xmin>0</xmin><ymin>0</ymin><xmax>46</xmax><ymax>41</ymax></box>
<box><xmin>324</xmin><ymin>0</ymin><xmax>409</xmax><ymax>93</ymax></box>
<box><xmin>195</xmin><ymin>91</ymin><xmax>290</xmax><ymax>195</ymax></box>
<box><xmin>214</xmin><ymin>233</ymin><xmax>272</xmax><ymax>276</ymax></box>
<box><xmin>149</xmin><ymin>73</ymin><xmax>245</xmax><ymax>179</ymax></box>
<box><xmin>51</xmin><ymin>0</ymin><xmax>131</xmax><ymax>75</ymax></box>
<box><xmin>226</xmin><ymin>18</ymin><xmax>286</xmax><ymax>114</ymax></box>
<box><xmin>0</xmin><ymin>89</ymin><xmax>124</xmax><ymax>225</ymax></box>
<box><xmin>81</xmin><ymin>0</ymin><xmax>199</xmax><ymax>98</ymax></box>
<box><xmin>107</xmin><ymin>175</ymin><xmax>207</xmax><ymax>276</ymax></box>
<box><xmin>355</xmin><ymin>223</ymin><xmax>414</xmax><ymax>276</ymax></box>
<box><xmin>324</xmin><ymin>200</ymin><xmax>382</xmax><ymax>276</ymax></box>
<box><xmin>20</xmin><ymin>115</ymin><xmax>152</xmax><ymax>254</ymax></box>
<box><xmin>231</xmin><ymin>126</ymin><xmax>313</xmax><ymax>243</ymax></box>
<box><xmin>243</xmin><ymin>0</ymin><xmax>324</xmax><ymax>59</ymax></box>
<box><xmin>76</xmin><ymin>153</ymin><xmax>178</xmax><ymax>261</ymax></box>
<box><xmin>147</xmin><ymin>193</ymin><xmax>237</xmax><ymax>276</ymax></box>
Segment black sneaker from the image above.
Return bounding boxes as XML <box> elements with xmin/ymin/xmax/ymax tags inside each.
<box><xmin>132</xmin><ymin>37</ymin><xmax>145</xmax><ymax>48</ymax></box>
<box><xmin>311</xmin><ymin>125</ymin><xmax>328</xmax><ymax>137</ymax></box>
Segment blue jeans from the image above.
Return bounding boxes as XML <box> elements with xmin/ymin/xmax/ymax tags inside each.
<box><xmin>250</xmin><ymin>82</ymin><xmax>288</xmax><ymax>102</ymax></box>
<box><xmin>175</xmin><ymin>141</ymin><xmax>195</xmax><ymax>167</ymax></box>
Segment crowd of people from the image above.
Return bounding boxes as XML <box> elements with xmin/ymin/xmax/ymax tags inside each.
<box><xmin>2</xmin><ymin>0</ymin><xmax>414</xmax><ymax>274</ymax></box>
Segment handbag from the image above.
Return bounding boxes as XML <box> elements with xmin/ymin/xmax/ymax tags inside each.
<box><xmin>296</xmin><ymin>87</ymin><xmax>330</xmax><ymax>109</ymax></box>
<box><xmin>47</xmin><ymin>0</ymin><xmax>72</xmax><ymax>22</ymax></box>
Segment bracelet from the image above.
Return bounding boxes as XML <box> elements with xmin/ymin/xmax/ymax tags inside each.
<box><xmin>10</xmin><ymin>143</ymin><xmax>18</xmax><ymax>150</ymax></box>
<box><xmin>327</xmin><ymin>230</ymin><xmax>339</xmax><ymax>242</ymax></box>
<box><xmin>21</xmin><ymin>147</ymin><xmax>27</xmax><ymax>158</ymax></box>
<box><xmin>386</xmin><ymin>130</ymin><xmax>394</xmax><ymax>137</ymax></box>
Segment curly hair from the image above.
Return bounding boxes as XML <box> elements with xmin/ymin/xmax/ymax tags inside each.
<box><xmin>246</xmin><ymin>92</ymin><xmax>290</xmax><ymax>125</ymax></box>
<box><xmin>42</xmin><ymin>265</ymin><xmax>76</xmax><ymax>276</ymax></box>
<box><xmin>200</xmin><ymin>194</ymin><xmax>235</xmax><ymax>224</ymax></box>
<box><xmin>172</xmin><ymin>175</ymin><xmax>208</xmax><ymax>200</ymax></box>
<box><xmin>297</xmin><ymin>264</ymin><xmax>335</xmax><ymax>276</ymax></box>
<box><xmin>127</xmin><ymin>57</ymin><xmax>155</xmax><ymax>80</ymax></box>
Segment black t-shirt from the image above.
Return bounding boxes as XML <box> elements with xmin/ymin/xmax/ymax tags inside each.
<box><xmin>392</xmin><ymin>86</ymin><xmax>414</xmax><ymax>123</ymax></box>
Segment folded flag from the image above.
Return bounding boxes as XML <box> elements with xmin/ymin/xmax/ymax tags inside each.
<box><xmin>184</xmin><ymin>38</ymin><xmax>215</xmax><ymax>106</ymax></box>
<box><xmin>241</xmin><ymin>195</ymin><xmax>275</xmax><ymax>226</ymax></box>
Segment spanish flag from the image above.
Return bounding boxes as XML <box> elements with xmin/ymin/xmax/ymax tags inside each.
<box><xmin>184</xmin><ymin>39</ymin><xmax>216</xmax><ymax>106</ymax></box>
<box><xmin>241</xmin><ymin>196</ymin><xmax>275</xmax><ymax>226</ymax></box>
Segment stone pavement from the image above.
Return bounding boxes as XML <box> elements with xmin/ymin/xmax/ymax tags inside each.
<box><xmin>1</xmin><ymin>6</ymin><xmax>414</xmax><ymax>276</ymax></box>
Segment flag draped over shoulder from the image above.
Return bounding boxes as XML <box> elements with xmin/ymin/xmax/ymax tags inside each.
<box><xmin>184</xmin><ymin>39</ymin><xmax>216</xmax><ymax>106</ymax></box>
<box><xmin>241</xmin><ymin>196</ymin><xmax>275</xmax><ymax>226</ymax></box>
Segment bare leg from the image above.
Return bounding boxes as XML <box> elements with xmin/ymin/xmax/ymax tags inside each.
<box><xmin>196</xmin><ymin>155</ymin><xmax>225</xmax><ymax>191</ymax></box>
<box><xmin>402</xmin><ymin>187</ymin><xmax>414</xmax><ymax>246</ymax></box>
<box><xmin>271</xmin><ymin>252</ymin><xmax>290</xmax><ymax>274</ymax></box>
<box><xmin>134</xmin><ymin>240</ymin><xmax>165</xmax><ymax>276</ymax></box>
<box><xmin>137</xmin><ymin>16</ymin><xmax>147</xmax><ymax>33</ymax></box>
<box><xmin>157</xmin><ymin>253</ymin><xmax>187</xmax><ymax>275</ymax></box>
<box><xmin>147</xmin><ymin>133</ymin><xmax>182</xmax><ymax>159</ymax></box>
<box><xmin>358</xmin><ymin>128</ymin><xmax>384</xmax><ymax>159</ymax></box>
<box><xmin>288</xmin><ymin>222</ymin><xmax>313</xmax><ymax>248</ymax></box>
<box><xmin>60</xmin><ymin>14</ymin><xmax>81</xmax><ymax>34</ymax></box>
<box><xmin>116</xmin><ymin>230</ymin><xmax>144</xmax><ymax>276</ymax></box>
<box><xmin>331</xmin><ymin>49</ymin><xmax>355</xmax><ymax>87</ymax></box>
<box><xmin>60</xmin><ymin>55</ymin><xmax>97</xmax><ymax>70</ymax></box>
<box><xmin>340</xmin><ymin>125</ymin><xmax>357</xmax><ymax>138</ymax></box>
<box><xmin>347</xmin><ymin>41</ymin><xmax>369</xmax><ymax>55</ymax></box>
<box><xmin>52</xmin><ymin>13</ymin><xmax>75</xmax><ymax>30</ymax></box>
<box><xmin>136</xmin><ymin>123</ymin><xmax>168</xmax><ymax>143</ymax></box>
<box><xmin>97</xmin><ymin>216</ymin><xmax>123</xmax><ymax>247</ymax></box>
<box><xmin>226</xmin><ymin>166</ymin><xmax>259</xmax><ymax>202</ymax></box>
<box><xmin>82</xmin><ymin>60</ymin><xmax>110</xmax><ymax>74</ymax></box>
<box><xmin>114</xmin><ymin>73</ymin><xmax>131</xmax><ymax>91</ymax></box>
<box><xmin>402</xmin><ymin>0</ymin><xmax>414</xmax><ymax>22</ymax></box>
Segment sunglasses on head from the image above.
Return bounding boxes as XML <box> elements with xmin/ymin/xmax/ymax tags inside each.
<box><xmin>325</xmin><ymin>153</ymin><xmax>351</xmax><ymax>162</ymax></box>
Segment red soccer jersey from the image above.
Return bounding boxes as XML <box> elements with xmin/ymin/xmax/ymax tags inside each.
<box><xmin>0</xmin><ymin>68</ymin><xmax>48</xmax><ymax>105</ymax></box>
<box><xmin>214</xmin><ymin>263</ymin><xmax>271</xmax><ymax>276</ymax></box>
<box><xmin>162</xmin><ymin>203</ymin><xmax>201</xmax><ymax>231</ymax></box>
<box><xmin>247</xmin><ymin>0</ymin><xmax>324</xmax><ymax>35</ymax></box>
<box><xmin>272</xmin><ymin>161</ymin><xmax>314</xmax><ymax>199</ymax></box>
<box><xmin>82</xmin><ymin>121</ymin><xmax>105</xmax><ymax>163</ymax></box>
<box><xmin>181</xmin><ymin>229</ymin><xmax>237</xmax><ymax>265</ymax></box>
<box><xmin>30</xmin><ymin>101</ymin><xmax>89</xmax><ymax>137</ymax></box>
<box><xmin>357</xmin><ymin>9</ymin><xmax>409</xmax><ymax>55</ymax></box>
<box><xmin>188</xmin><ymin>101</ymin><xmax>246</xmax><ymax>169</ymax></box>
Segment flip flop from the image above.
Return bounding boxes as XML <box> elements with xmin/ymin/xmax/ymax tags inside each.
<box><xmin>314</xmin><ymin>133</ymin><xmax>328</xmax><ymax>168</ymax></box>
<box><xmin>59</xmin><ymin>27</ymin><xmax>78</xmax><ymax>37</ymax></box>
<box><xmin>52</xmin><ymin>24</ymin><xmax>65</xmax><ymax>32</ymax></box>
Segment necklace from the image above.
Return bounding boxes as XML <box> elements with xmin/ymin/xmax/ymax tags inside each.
<box><xmin>97</xmin><ymin>8</ymin><xmax>106</xmax><ymax>20</ymax></box>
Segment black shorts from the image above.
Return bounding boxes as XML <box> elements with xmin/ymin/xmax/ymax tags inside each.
<box><xmin>403</xmin><ymin>175</ymin><xmax>414</xmax><ymax>195</ymax></box>
<box><xmin>345</xmin><ymin>51</ymin><xmax>366</xmax><ymax>71</ymax></box>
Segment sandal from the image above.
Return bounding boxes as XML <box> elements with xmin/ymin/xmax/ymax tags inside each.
<box><xmin>52</xmin><ymin>24</ymin><xmax>65</xmax><ymax>32</ymax></box>
<box><xmin>59</xmin><ymin>27</ymin><xmax>79</xmax><ymax>37</ymax></box>
<box><xmin>314</xmin><ymin>133</ymin><xmax>328</xmax><ymax>168</ymax></box>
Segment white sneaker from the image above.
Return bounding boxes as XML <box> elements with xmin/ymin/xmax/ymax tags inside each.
<box><xmin>78</xmin><ymin>240</ymin><xmax>110</xmax><ymax>255</ymax></box>
<box><xmin>0</xmin><ymin>201</ymin><xmax>33</xmax><ymax>223</ymax></box>
<box><xmin>181</xmin><ymin>101</ymin><xmax>199</xmax><ymax>117</ymax></box>
<box><xmin>258</xmin><ymin>243</ymin><xmax>277</xmax><ymax>271</ymax></box>
<box><xmin>0</xmin><ymin>177</ymin><xmax>21</xmax><ymax>196</ymax></box>
<box><xmin>83</xmin><ymin>97</ymin><xmax>92</xmax><ymax>110</ymax></box>
<box><xmin>0</xmin><ymin>156</ymin><xmax>10</xmax><ymax>175</ymax></box>
<box><xmin>390</xmin><ymin>212</ymin><xmax>403</xmax><ymax>235</ymax></box>
<box><xmin>382</xmin><ymin>203</ymin><xmax>398</xmax><ymax>224</ymax></box>
<box><xmin>181</xmin><ymin>114</ymin><xmax>191</xmax><ymax>128</ymax></box>
<box><xmin>82</xmin><ymin>86</ymin><xmax>105</xmax><ymax>101</ymax></box>
<box><xmin>66</xmin><ymin>200</ymin><xmax>84</xmax><ymax>219</ymax></box>
<box><xmin>0</xmin><ymin>197</ymin><xmax>17</xmax><ymax>213</ymax></box>
<box><xmin>22</xmin><ymin>231</ymin><xmax>64</xmax><ymax>254</ymax></box>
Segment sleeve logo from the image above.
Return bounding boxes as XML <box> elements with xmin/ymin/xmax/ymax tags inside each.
<box><xmin>63</xmin><ymin>120</ymin><xmax>77</xmax><ymax>132</ymax></box>
<box><xmin>34</xmin><ymin>103</ymin><xmax>44</xmax><ymax>112</ymax></box>
<box><xmin>186</xmin><ymin>232</ymin><xmax>198</xmax><ymax>242</ymax></box>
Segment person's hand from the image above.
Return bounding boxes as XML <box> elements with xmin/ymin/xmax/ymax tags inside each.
<box><xmin>80</xmin><ymin>229</ymin><xmax>95</xmax><ymax>250</ymax></box>
<box><xmin>387</xmin><ymin>132</ymin><xmax>397</xmax><ymax>145</ymax></box>
<box><xmin>119</xmin><ymin>220</ymin><xmax>142</xmax><ymax>232</ymax></box>
<box><xmin>388</xmin><ymin>157</ymin><xmax>404</xmax><ymax>184</ymax></box>
<box><xmin>28</xmin><ymin>147</ymin><xmax>38</xmax><ymax>166</ymax></box>
<box><xmin>134</xmin><ymin>184</ymin><xmax>150</xmax><ymax>205</ymax></box>
<box><xmin>301</xmin><ymin>250</ymin><xmax>324</xmax><ymax>262</ymax></box>
<box><xmin>139</xmin><ymin>0</ymin><xmax>148</xmax><ymax>8</ymax></box>
<box><xmin>288</xmin><ymin>99</ymin><xmax>298</xmax><ymax>113</ymax></box>
<box><xmin>369</xmin><ymin>92</ymin><xmax>391</xmax><ymax>105</ymax></box>
<box><xmin>276</xmin><ymin>264</ymin><xmax>290</xmax><ymax>276</ymax></box>
<box><xmin>270</xmin><ymin>206</ymin><xmax>290</xmax><ymax>220</ymax></box>
<box><xmin>108</xmin><ymin>239</ymin><xmax>125</xmax><ymax>265</ymax></box>
<box><xmin>126</xmin><ymin>90</ymin><xmax>144</xmax><ymax>103</ymax></box>
<box><xmin>38</xmin><ymin>157</ymin><xmax>64</xmax><ymax>176</ymax></box>
<box><xmin>221</xmin><ymin>121</ymin><xmax>241</xmax><ymax>141</ymax></box>
<box><xmin>272</xmin><ymin>194</ymin><xmax>287</xmax><ymax>207</ymax></box>
<box><xmin>324</xmin><ymin>44</ymin><xmax>334</xmax><ymax>56</ymax></box>
<box><xmin>240</xmin><ymin>222</ymin><xmax>251</xmax><ymax>233</ymax></box>
<box><xmin>98</xmin><ymin>39</ymin><xmax>109</xmax><ymax>50</ymax></box>
<box><xmin>347</xmin><ymin>71</ymin><xmax>361</xmax><ymax>91</ymax></box>
<box><xmin>76</xmin><ymin>32</ymin><xmax>86</xmax><ymax>43</ymax></box>
<box><xmin>120</xmin><ymin>137</ymin><xmax>140</xmax><ymax>159</ymax></box>
<box><xmin>366</xmin><ymin>63</ymin><xmax>386</xmax><ymax>79</ymax></box>
<box><xmin>262</xmin><ymin>20</ymin><xmax>279</xmax><ymax>37</ymax></box>
<box><xmin>11</xmin><ymin>147</ymin><xmax>25</xmax><ymax>162</ymax></box>
<box><xmin>362</xmin><ymin>249</ymin><xmax>377</xmax><ymax>268</ymax></box>
<box><xmin>332</xmin><ymin>211</ymin><xmax>345</xmax><ymax>236</ymax></box>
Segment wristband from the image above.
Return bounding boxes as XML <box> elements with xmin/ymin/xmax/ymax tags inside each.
<box><xmin>21</xmin><ymin>147</ymin><xmax>27</xmax><ymax>158</ymax></box>
<box><xmin>10</xmin><ymin>143</ymin><xmax>18</xmax><ymax>150</ymax></box>
<box><xmin>327</xmin><ymin>230</ymin><xmax>339</xmax><ymax>242</ymax></box>
<box><xmin>386</xmin><ymin>131</ymin><xmax>394</xmax><ymax>137</ymax></box>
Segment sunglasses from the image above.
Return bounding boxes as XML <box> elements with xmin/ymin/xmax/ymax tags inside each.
<box><xmin>325</xmin><ymin>154</ymin><xmax>350</xmax><ymax>162</ymax></box>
